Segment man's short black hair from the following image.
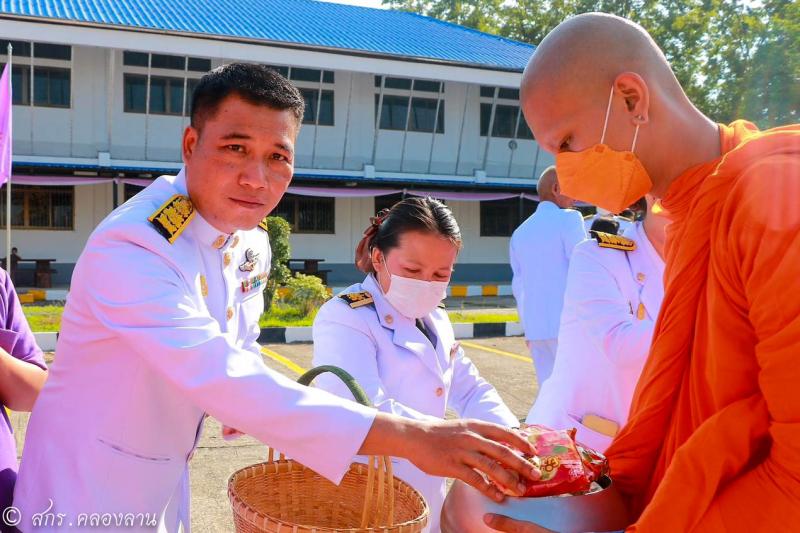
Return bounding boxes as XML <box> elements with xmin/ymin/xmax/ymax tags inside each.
<box><xmin>190</xmin><ymin>63</ymin><xmax>305</xmax><ymax>130</ymax></box>
<box><xmin>590</xmin><ymin>215</ymin><xmax>620</xmax><ymax>235</ymax></box>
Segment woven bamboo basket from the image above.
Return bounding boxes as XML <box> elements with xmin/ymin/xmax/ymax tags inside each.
<box><xmin>228</xmin><ymin>365</ymin><xmax>429</xmax><ymax>533</ymax></box>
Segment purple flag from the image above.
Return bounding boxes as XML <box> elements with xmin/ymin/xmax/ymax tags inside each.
<box><xmin>0</xmin><ymin>64</ymin><xmax>11</xmax><ymax>186</ymax></box>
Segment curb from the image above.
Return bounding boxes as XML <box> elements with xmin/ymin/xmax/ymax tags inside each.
<box><xmin>35</xmin><ymin>322</ymin><xmax>523</xmax><ymax>349</ymax></box>
<box><xmin>257</xmin><ymin>321</ymin><xmax>523</xmax><ymax>344</ymax></box>
<box><xmin>330</xmin><ymin>284</ymin><xmax>513</xmax><ymax>299</ymax></box>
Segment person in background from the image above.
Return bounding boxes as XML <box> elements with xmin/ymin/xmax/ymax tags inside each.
<box><xmin>0</xmin><ymin>268</ymin><xmax>47</xmax><ymax>515</ymax></box>
<box><xmin>313</xmin><ymin>197</ymin><xmax>518</xmax><ymax>533</ymax></box>
<box><xmin>527</xmin><ymin>195</ymin><xmax>667</xmax><ymax>452</ymax></box>
<box><xmin>510</xmin><ymin>166</ymin><xmax>586</xmax><ymax>384</ymax></box>
<box><xmin>588</xmin><ymin>215</ymin><xmax>620</xmax><ymax>235</ymax></box>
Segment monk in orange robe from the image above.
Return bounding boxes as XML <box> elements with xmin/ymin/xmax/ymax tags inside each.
<box><xmin>484</xmin><ymin>12</ymin><xmax>800</xmax><ymax>533</ymax></box>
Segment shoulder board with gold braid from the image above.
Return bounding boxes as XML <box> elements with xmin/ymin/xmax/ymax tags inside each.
<box><xmin>590</xmin><ymin>230</ymin><xmax>636</xmax><ymax>251</ymax></box>
<box><xmin>148</xmin><ymin>194</ymin><xmax>195</xmax><ymax>244</ymax></box>
<box><xmin>339</xmin><ymin>291</ymin><xmax>374</xmax><ymax>309</ymax></box>
<box><xmin>258</xmin><ymin>217</ymin><xmax>269</xmax><ymax>232</ymax></box>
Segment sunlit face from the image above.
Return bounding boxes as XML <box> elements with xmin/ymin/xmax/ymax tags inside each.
<box><xmin>370</xmin><ymin>230</ymin><xmax>459</xmax><ymax>293</ymax></box>
<box><xmin>522</xmin><ymin>84</ymin><xmax>638</xmax><ymax>158</ymax></box>
<box><xmin>182</xmin><ymin>94</ymin><xmax>299</xmax><ymax>233</ymax></box>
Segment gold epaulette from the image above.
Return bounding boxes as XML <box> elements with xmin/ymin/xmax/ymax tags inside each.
<box><xmin>590</xmin><ymin>230</ymin><xmax>636</xmax><ymax>251</ymax></box>
<box><xmin>339</xmin><ymin>291</ymin><xmax>374</xmax><ymax>309</ymax></box>
<box><xmin>258</xmin><ymin>217</ymin><xmax>269</xmax><ymax>232</ymax></box>
<box><xmin>148</xmin><ymin>194</ymin><xmax>195</xmax><ymax>244</ymax></box>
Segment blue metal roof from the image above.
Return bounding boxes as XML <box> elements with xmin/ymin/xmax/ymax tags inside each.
<box><xmin>0</xmin><ymin>0</ymin><xmax>535</xmax><ymax>71</ymax></box>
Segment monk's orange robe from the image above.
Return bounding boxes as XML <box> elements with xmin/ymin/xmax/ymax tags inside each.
<box><xmin>606</xmin><ymin>120</ymin><xmax>800</xmax><ymax>531</ymax></box>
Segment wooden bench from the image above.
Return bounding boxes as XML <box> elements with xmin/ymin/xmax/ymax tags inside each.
<box><xmin>288</xmin><ymin>258</ymin><xmax>330</xmax><ymax>285</ymax></box>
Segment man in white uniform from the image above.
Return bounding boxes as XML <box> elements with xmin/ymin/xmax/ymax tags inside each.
<box><xmin>527</xmin><ymin>196</ymin><xmax>667</xmax><ymax>451</ymax></box>
<box><xmin>510</xmin><ymin>167</ymin><xmax>586</xmax><ymax>383</ymax></box>
<box><xmin>12</xmin><ymin>64</ymin><xmax>536</xmax><ymax>532</ymax></box>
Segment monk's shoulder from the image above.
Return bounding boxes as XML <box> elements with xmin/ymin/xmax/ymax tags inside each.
<box><xmin>728</xmin><ymin>153</ymin><xmax>800</xmax><ymax>232</ymax></box>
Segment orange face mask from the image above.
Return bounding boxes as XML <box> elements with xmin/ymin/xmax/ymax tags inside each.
<box><xmin>555</xmin><ymin>87</ymin><xmax>653</xmax><ymax>214</ymax></box>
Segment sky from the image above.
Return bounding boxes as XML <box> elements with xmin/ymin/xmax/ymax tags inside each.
<box><xmin>319</xmin><ymin>0</ymin><xmax>386</xmax><ymax>8</ymax></box>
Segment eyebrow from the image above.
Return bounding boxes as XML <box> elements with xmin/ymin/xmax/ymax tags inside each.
<box><xmin>220</xmin><ymin>133</ymin><xmax>294</xmax><ymax>153</ymax></box>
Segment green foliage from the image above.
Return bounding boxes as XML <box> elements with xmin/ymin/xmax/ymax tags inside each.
<box><xmin>21</xmin><ymin>304</ymin><xmax>63</xmax><ymax>332</ymax></box>
<box><xmin>264</xmin><ymin>216</ymin><xmax>292</xmax><ymax>313</ymax></box>
<box><xmin>284</xmin><ymin>273</ymin><xmax>330</xmax><ymax>317</ymax></box>
<box><xmin>259</xmin><ymin>303</ymin><xmax>319</xmax><ymax>328</ymax></box>
<box><xmin>386</xmin><ymin>0</ymin><xmax>799</xmax><ymax>127</ymax></box>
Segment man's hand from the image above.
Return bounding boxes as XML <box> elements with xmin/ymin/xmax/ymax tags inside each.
<box><xmin>360</xmin><ymin>414</ymin><xmax>539</xmax><ymax>504</ymax></box>
<box><xmin>483</xmin><ymin>514</ymin><xmax>554</xmax><ymax>533</ymax></box>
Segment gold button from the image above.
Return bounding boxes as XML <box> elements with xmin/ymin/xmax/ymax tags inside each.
<box><xmin>223</xmin><ymin>252</ymin><xmax>232</xmax><ymax>267</ymax></box>
<box><xmin>435</xmin><ymin>387</ymin><xmax>444</xmax><ymax>397</ymax></box>
<box><xmin>231</xmin><ymin>235</ymin><xmax>240</xmax><ymax>248</ymax></box>
<box><xmin>226</xmin><ymin>307</ymin><xmax>234</xmax><ymax>320</ymax></box>
<box><xmin>384</xmin><ymin>314</ymin><xmax>393</xmax><ymax>325</ymax></box>
<box><xmin>212</xmin><ymin>235</ymin><xmax>226</xmax><ymax>249</ymax></box>
<box><xmin>637</xmin><ymin>272</ymin><xmax>646</xmax><ymax>283</ymax></box>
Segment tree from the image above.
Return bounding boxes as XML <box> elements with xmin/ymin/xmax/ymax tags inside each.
<box><xmin>383</xmin><ymin>0</ymin><xmax>504</xmax><ymax>33</ymax></box>
<box><xmin>384</xmin><ymin>0</ymin><xmax>799</xmax><ymax>127</ymax></box>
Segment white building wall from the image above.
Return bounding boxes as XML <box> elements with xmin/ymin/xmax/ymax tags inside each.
<box><xmin>5</xmin><ymin>37</ymin><xmax>548</xmax><ymax>282</ymax></box>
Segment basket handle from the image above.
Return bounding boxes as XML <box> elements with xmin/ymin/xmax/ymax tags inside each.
<box><xmin>295</xmin><ymin>365</ymin><xmax>395</xmax><ymax>529</ymax></box>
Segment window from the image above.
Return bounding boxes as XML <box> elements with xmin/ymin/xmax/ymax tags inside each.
<box><xmin>374</xmin><ymin>193</ymin><xmax>403</xmax><ymax>214</ymax></box>
<box><xmin>1</xmin><ymin>41</ymin><xmax>72</xmax><ymax>108</ymax></box>
<box><xmin>0</xmin><ymin>186</ymin><xmax>74</xmax><ymax>230</ymax></box>
<box><xmin>480</xmin><ymin>197</ymin><xmax>537</xmax><ymax>237</ymax></box>
<box><xmin>149</xmin><ymin>76</ymin><xmax>185</xmax><ymax>115</ymax></box>
<box><xmin>0</xmin><ymin>40</ymin><xmax>31</xmax><ymax>57</ymax></box>
<box><xmin>375</xmin><ymin>95</ymin><xmax>444</xmax><ymax>133</ymax></box>
<box><xmin>264</xmin><ymin>65</ymin><xmax>334</xmax><ymax>84</ymax></box>
<box><xmin>374</xmin><ymin>76</ymin><xmax>444</xmax><ymax>133</ymax></box>
<box><xmin>33</xmin><ymin>67</ymin><xmax>70</xmax><ymax>107</ymax></box>
<box><xmin>479</xmin><ymin>85</ymin><xmax>534</xmax><ymax>140</ymax></box>
<box><xmin>123</xmin><ymin>74</ymin><xmax>147</xmax><ymax>113</ymax></box>
<box><xmin>123</xmin><ymin>51</ymin><xmax>148</xmax><ymax>67</ymax></box>
<box><xmin>299</xmin><ymin>88</ymin><xmax>334</xmax><ymax>126</ymax></box>
<box><xmin>124</xmin><ymin>184</ymin><xmax>146</xmax><ymax>202</ymax></box>
<box><xmin>0</xmin><ymin>64</ymin><xmax>31</xmax><ymax>105</ymax></box>
<box><xmin>272</xmin><ymin>194</ymin><xmax>335</xmax><ymax>234</ymax></box>
<box><xmin>187</xmin><ymin>57</ymin><xmax>211</xmax><ymax>72</ymax></box>
<box><xmin>33</xmin><ymin>43</ymin><xmax>71</xmax><ymax>61</ymax></box>
<box><xmin>151</xmin><ymin>54</ymin><xmax>185</xmax><ymax>70</ymax></box>
<box><xmin>480</xmin><ymin>103</ymin><xmax>534</xmax><ymax>140</ymax></box>
<box><xmin>123</xmin><ymin>51</ymin><xmax>211</xmax><ymax>115</ymax></box>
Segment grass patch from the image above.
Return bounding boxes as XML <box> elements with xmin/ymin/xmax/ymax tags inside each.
<box><xmin>23</xmin><ymin>304</ymin><xmax>63</xmax><ymax>332</ymax></box>
<box><xmin>260</xmin><ymin>304</ymin><xmax>318</xmax><ymax>328</ymax></box>
<box><xmin>447</xmin><ymin>311</ymin><xmax>519</xmax><ymax>324</ymax></box>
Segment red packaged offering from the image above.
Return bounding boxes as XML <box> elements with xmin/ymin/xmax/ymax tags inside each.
<box><xmin>503</xmin><ymin>424</ymin><xmax>609</xmax><ymax>498</ymax></box>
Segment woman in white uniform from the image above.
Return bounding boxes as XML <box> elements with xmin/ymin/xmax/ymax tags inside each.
<box><xmin>527</xmin><ymin>196</ymin><xmax>667</xmax><ymax>452</ymax></box>
<box><xmin>313</xmin><ymin>197</ymin><xmax>518</xmax><ymax>532</ymax></box>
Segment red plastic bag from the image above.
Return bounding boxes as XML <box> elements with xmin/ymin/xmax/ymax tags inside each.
<box><xmin>505</xmin><ymin>424</ymin><xmax>609</xmax><ymax>498</ymax></box>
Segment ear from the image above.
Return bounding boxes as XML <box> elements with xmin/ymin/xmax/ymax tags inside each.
<box><xmin>370</xmin><ymin>246</ymin><xmax>383</xmax><ymax>273</ymax></box>
<box><xmin>613</xmin><ymin>72</ymin><xmax>650</xmax><ymax>125</ymax></box>
<box><xmin>182</xmin><ymin>126</ymin><xmax>199</xmax><ymax>164</ymax></box>
<box><xmin>553</xmin><ymin>181</ymin><xmax>561</xmax><ymax>195</ymax></box>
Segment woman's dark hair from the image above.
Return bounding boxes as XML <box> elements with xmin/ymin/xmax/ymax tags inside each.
<box><xmin>355</xmin><ymin>197</ymin><xmax>462</xmax><ymax>273</ymax></box>
<box><xmin>190</xmin><ymin>63</ymin><xmax>305</xmax><ymax>131</ymax></box>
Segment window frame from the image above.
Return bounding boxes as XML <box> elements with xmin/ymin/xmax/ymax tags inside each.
<box><xmin>272</xmin><ymin>194</ymin><xmax>336</xmax><ymax>234</ymax></box>
<box><xmin>479</xmin><ymin>197</ymin><xmax>537</xmax><ymax>237</ymax></box>
<box><xmin>374</xmin><ymin>76</ymin><xmax>445</xmax><ymax>134</ymax></box>
<box><xmin>0</xmin><ymin>185</ymin><xmax>75</xmax><ymax>231</ymax></box>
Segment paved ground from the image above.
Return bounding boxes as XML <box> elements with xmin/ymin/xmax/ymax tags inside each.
<box><xmin>10</xmin><ymin>337</ymin><xmax>538</xmax><ymax>532</ymax></box>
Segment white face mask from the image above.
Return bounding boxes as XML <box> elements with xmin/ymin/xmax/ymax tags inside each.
<box><xmin>381</xmin><ymin>260</ymin><xmax>449</xmax><ymax>319</ymax></box>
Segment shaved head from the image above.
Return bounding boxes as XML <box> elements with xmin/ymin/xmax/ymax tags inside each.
<box><xmin>537</xmin><ymin>166</ymin><xmax>573</xmax><ymax>208</ymax></box>
<box><xmin>521</xmin><ymin>13</ymin><xmax>680</xmax><ymax>107</ymax></box>
<box><xmin>519</xmin><ymin>12</ymin><xmax>720</xmax><ymax>199</ymax></box>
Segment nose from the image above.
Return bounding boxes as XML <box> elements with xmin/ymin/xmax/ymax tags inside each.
<box><xmin>238</xmin><ymin>160</ymin><xmax>269</xmax><ymax>190</ymax></box>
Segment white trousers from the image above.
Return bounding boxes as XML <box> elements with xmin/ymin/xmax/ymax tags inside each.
<box><xmin>528</xmin><ymin>338</ymin><xmax>558</xmax><ymax>385</ymax></box>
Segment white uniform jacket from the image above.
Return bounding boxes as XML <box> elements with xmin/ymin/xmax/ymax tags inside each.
<box><xmin>312</xmin><ymin>274</ymin><xmax>518</xmax><ymax>533</ymax></box>
<box><xmin>510</xmin><ymin>201</ymin><xmax>587</xmax><ymax>341</ymax></box>
<box><xmin>13</xmin><ymin>170</ymin><xmax>375</xmax><ymax>532</ymax></box>
<box><xmin>526</xmin><ymin>222</ymin><xmax>664</xmax><ymax>452</ymax></box>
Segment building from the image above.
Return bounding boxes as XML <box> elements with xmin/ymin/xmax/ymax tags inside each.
<box><xmin>0</xmin><ymin>0</ymin><xmax>555</xmax><ymax>286</ymax></box>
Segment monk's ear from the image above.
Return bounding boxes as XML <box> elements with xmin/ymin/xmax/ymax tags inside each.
<box><xmin>613</xmin><ymin>72</ymin><xmax>650</xmax><ymax>125</ymax></box>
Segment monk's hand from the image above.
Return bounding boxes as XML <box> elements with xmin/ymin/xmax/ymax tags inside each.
<box><xmin>483</xmin><ymin>514</ymin><xmax>555</xmax><ymax>533</ymax></box>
